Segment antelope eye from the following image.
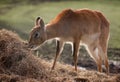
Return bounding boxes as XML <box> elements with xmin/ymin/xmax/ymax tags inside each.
<box><xmin>34</xmin><ymin>32</ymin><xmax>40</xmax><ymax>38</ymax></box>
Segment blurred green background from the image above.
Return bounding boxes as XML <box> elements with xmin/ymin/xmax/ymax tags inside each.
<box><xmin>0</xmin><ymin>0</ymin><xmax>120</xmax><ymax>48</ymax></box>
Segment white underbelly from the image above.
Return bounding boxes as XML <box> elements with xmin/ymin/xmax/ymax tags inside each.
<box><xmin>55</xmin><ymin>33</ymin><xmax>100</xmax><ymax>46</ymax></box>
<box><xmin>80</xmin><ymin>33</ymin><xmax>100</xmax><ymax>46</ymax></box>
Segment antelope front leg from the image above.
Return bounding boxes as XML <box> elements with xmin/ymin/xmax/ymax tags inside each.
<box><xmin>51</xmin><ymin>40</ymin><xmax>64</xmax><ymax>70</ymax></box>
<box><xmin>73</xmin><ymin>40</ymin><xmax>80</xmax><ymax>71</ymax></box>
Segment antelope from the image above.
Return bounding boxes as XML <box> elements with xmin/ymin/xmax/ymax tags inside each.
<box><xmin>28</xmin><ymin>9</ymin><xmax>110</xmax><ymax>74</ymax></box>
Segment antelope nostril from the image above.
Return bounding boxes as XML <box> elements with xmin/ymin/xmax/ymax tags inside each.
<box><xmin>30</xmin><ymin>45</ymin><xmax>34</xmax><ymax>48</ymax></box>
<box><xmin>28</xmin><ymin>44</ymin><xmax>33</xmax><ymax>48</ymax></box>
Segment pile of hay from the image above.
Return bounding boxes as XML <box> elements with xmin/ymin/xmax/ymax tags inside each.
<box><xmin>0</xmin><ymin>29</ymin><xmax>119</xmax><ymax>82</ymax></box>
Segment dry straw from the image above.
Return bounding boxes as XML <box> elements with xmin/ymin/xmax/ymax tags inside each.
<box><xmin>0</xmin><ymin>29</ymin><xmax>119</xmax><ymax>82</ymax></box>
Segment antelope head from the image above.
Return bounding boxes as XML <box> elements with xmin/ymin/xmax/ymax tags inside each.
<box><xmin>28</xmin><ymin>17</ymin><xmax>46</xmax><ymax>50</ymax></box>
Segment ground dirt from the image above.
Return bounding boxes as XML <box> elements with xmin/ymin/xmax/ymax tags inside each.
<box><xmin>35</xmin><ymin>39</ymin><xmax>120</xmax><ymax>74</ymax></box>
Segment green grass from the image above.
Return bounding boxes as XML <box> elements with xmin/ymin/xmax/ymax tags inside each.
<box><xmin>0</xmin><ymin>1</ymin><xmax>120</xmax><ymax>48</ymax></box>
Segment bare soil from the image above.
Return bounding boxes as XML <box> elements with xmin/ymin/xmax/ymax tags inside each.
<box><xmin>35</xmin><ymin>40</ymin><xmax>120</xmax><ymax>74</ymax></box>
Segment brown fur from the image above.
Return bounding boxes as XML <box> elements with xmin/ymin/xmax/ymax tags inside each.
<box><xmin>29</xmin><ymin>9</ymin><xmax>110</xmax><ymax>74</ymax></box>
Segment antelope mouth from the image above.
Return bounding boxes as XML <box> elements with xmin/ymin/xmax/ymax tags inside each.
<box><xmin>28</xmin><ymin>44</ymin><xmax>40</xmax><ymax>50</ymax></box>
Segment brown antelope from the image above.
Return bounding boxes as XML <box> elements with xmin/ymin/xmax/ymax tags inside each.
<box><xmin>28</xmin><ymin>9</ymin><xmax>110</xmax><ymax>74</ymax></box>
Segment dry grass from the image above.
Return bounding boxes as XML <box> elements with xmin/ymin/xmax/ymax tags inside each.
<box><xmin>0</xmin><ymin>29</ymin><xmax>120</xmax><ymax>82</ymax></box>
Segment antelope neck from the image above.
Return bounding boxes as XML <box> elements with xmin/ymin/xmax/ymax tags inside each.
<box><xmin>45</xmin><ymin>24</ymin><xmax>57</xmax><ymax>40</ymax></box>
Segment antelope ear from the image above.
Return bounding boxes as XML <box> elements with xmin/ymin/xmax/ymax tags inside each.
<box><xmin>39</xmin><ymin>18</ymin><xmax>45</xmax><ymax>28</ymax></box>
<box><xmin>35</xmin><ymin>17</ymin><xmax>41</xmax><ymax>26</ymax></box>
